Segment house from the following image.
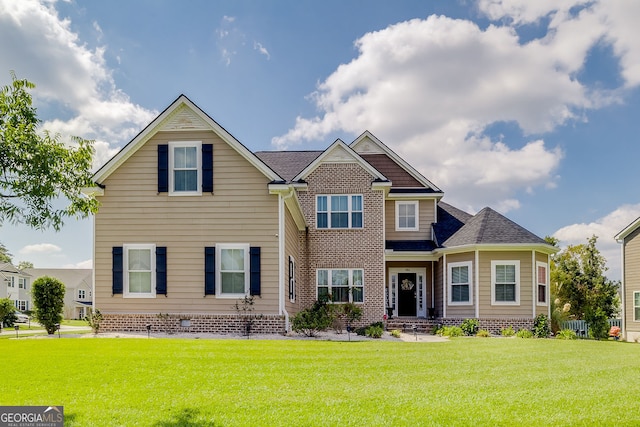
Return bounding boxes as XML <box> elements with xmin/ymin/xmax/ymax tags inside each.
<box><xmin>25</xmin><ymin>269</ymin><xmax>93</xmax><ymax>319</ymax></box>
<box><xmin>615</xmin><ymin>218</ymin><xmax>640</xmax><ymax>342</ymax></box>
<box><xmin>86</xmin><ymin>95</ymin><xmax>557</xmax><ymax>334</ymax></box>
<box><xmin>0</xmin><ymin>263</ymin><xmax>31</xmax><ymax>312</ymax></box>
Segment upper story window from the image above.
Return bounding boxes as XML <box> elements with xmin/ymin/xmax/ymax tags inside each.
<box><xmin>491</xmin><ymin>260</ymin><xmax>520</xmax><ymax>305</ymax></box>
<box><xmin>448</xmin><ymin>261</ymin><xmax>472</xmax><ymax>305</ymax></box>
<box><xmin>169</xmin><ymin>141</ymin><xmax>202</xmax><ymax>195</ymax></box>
<box><xmin>5</xmin><ymin>276</ymin><xmax>15</xmax><ymax>288</ymax></box>
<box><xmin>316</xmin><ymin>195</ymin><xmax>363</xmax><ymax>229</ymax></box>
<box><xmin>124</xmin><ymin>244</ymin><xmax>156</xmax><ymax>298</ymax></box>
<box><xmin>536</xmin><ymin>262</ymin><xmax>548</xmax><ymax>305</ymax></box>
<box><xmin>78</xmin><ymin>289</ymin><xmax>86</xmax><ymax>300</ymax></box>
<box><xmin>18</xmin><ymin>277</ymin><xmax>27</xmax><ymax>289</ymax></box>
<box><xmin>396</xmin><ymin>201</ymin><xmax>419</xmax><ymax>231</ymax></box>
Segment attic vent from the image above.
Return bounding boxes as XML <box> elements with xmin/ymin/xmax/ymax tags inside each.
<box><xmin>161</xmin><ymin>107</ymin><xmax>209</xmax><ymax>131</ymax></box>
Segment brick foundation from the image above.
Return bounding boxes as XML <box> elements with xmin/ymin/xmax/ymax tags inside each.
<box><xmin>101</xmin><ymin>313</ymin><xmax>286</xmax><ymax>335</ymax></box>
<box><xmin>387</xmin><ymin>317</ymin><xmax>535</xmax><ymax>335</ymax></box>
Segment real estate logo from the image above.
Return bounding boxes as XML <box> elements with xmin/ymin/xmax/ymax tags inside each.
<box><xmin>0</xmin><ymin>406</ymin><xmax>63</xmax><ymax>427</ymax></box>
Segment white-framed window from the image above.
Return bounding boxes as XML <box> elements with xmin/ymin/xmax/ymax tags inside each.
<box><xmin>396</xmin><ymin>201</ymin><xmax>419</xmax><ymax>231</ymax></box>
<box><xmin>124</xmin><ymin>244</ymin><xmax>156</xmax><ymax>298</ymax></box>
<box><xmin>15</xmin><ymin>300</ymin><xmax>28</xmax><ymax>311</ymax></box>
<box><xmin>536</xmin><ymin>261</ymin><xmax>548</xmax><ymax>306</ymax></box>
<box><xmin>288</xmin><ymin>256</ymin><xmax>296</xmax><ymax>303</ymax></box>
<box><xmin>448</xmin><ymin>261</ymin><xmax>472</xmax><ymax>305</ymax></box>
<box><xmin>217</xmin><ymin>244</ymin><xmax>250</xmax><ymax>298</ymax></box>
<box><xmin>491</xmin><ymin>261</ymin><xmax>520</xmax><ymax>305</ymax></box>
<box><xmin>316</xmin><ymin>269</ymin><xmax>364</xmax><ymax>303</ymax></box>
<box><xmin>78</xmin><ymin>289</ymin><xmax>86</xmax><ymax>300</ymax></box>
<box><xmin>316</xmin><ymin>195</ymin><xmax>363</xmax><ymax>229</ymax></box>
<box><xmin>5</xmin><ymin>276</ymin><xmax>15</xmax><ymax>288</ymax></box>
<box><xmin>18</xmin><ymin>277</ymin><xmax>27</xmax><ymax>289</ymax></box>
<box><xmin>634</xmin><ymin>292</ymin><xmax>640</xmax><ymax>322</ymax></box>
<box><xmin>169</xmin><ymin>141</ymin><xmax>202</xmax><ymax>195</ymax></box>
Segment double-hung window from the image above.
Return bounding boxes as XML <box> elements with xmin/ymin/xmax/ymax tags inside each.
<box><xmin>448</xmin><ymin>261</ymin><xmax>472</xmax><ymax>305</ymax></box>
<box><xmin>6</xmin><ymin>277</ymin><xmax>14</xmax><ymax>288</ymax></box>
<box><xmin>169</xmin><ymin>141</ymin><xmax>202</xmax><ymax>195</ymax></box>
<box><xmin>316</xmin><ymin>195</ymin><xmax>363</xmax><ymax>229</ymax></box>
<box><xmin>536</xmin><ymin>262</ymin><xmax>548</xmax><ymax>305</ymax></box>
<box><xmin>78</xmin><ymin>289</ymin><xmax>86</xmax><ymax>300</ymax></box>
<box><xmin>396</xmin><ymin>201</ymin><xmax>419</xmax><ymax>231</ymax></box>
<box><xmin>491</xmin><ymin>261</ymin><xmax>520</xmax><ymax>305</ymax></box>
<box><xmin>317</xmin><ymin>269</ymin><xmax>364</xmax><ymax>303</ymax></box>
<box><xmin>124</xmin><ymin>244</ymin><xmax>156</xmax><ymax>298</ymax></box>
<box><xmin>217</xmin><ymin>244</ymin><xmax>250</xmax><ymax>297</ymax></box>
<box><xmin>635</xmin><ymin>292</ymin><xmax>640</xmax><ymax>322</ymax></box>
<box><xmin>18</xmin><ymin>278</ymin><xmax>27</xmax><ymax>289</ymax></box>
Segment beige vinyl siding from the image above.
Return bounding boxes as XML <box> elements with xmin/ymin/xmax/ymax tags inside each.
<box><xmin>94</xmin><ymin>130</ymin><xmax>280</xmax><ymax>314</ymax></box>
<box><xmin>385</xmin><ymin>199</ymin><xmax>435</xmax><ymax>241</ymax></box>
<box><xmin>624</xmin><ymin>227</ymin><xmax>640</xmax><ymax>331</ymax></box>
<box><xmin>535</xmin><ymin>251</ymin><xmax>550</xmax><ymax>317</ymax></box>
<box><xmin>478</xmin><ymin>251</ymin><xmax>533</xmax><ymax>318</ymax></box>
<box><xmin>284</xmin><ymin>206</ymin><xmax>300</xmax><ymax>314</ymax></box>
<box><xmin>445</xmin><ymin>252</ymin><xmax>475</xmax><ymax>318</ymax></box>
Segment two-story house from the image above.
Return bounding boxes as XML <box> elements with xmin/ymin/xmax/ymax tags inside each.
<box><xmin>87</xmin><ymin>95</ymin><xmax>556</xmax><ymax>334</ymax></box>
<box><xmin>0</xmin><ymin>263</ymin><xmax>31</xmax><ymax>312</ymax></box>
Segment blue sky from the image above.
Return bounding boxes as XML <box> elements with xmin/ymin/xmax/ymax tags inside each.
<box><xmin>1</xmin><ymin>0</ymin><xmax>640</xmax><ymax>279</ymax></box>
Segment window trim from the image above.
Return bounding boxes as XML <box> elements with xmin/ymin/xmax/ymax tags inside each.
<box><xmin>491</xmin><ymin>260</ymin><xmax>520</xmax><ymax>305</ymax></box>
<box><xmin>316</xmin><ymin>268</ymin><xmax>364</xmax><ymax>304</ymax></box>
<box><xmin>168</xmin><ymin>141</ymin><xmax>202</xmax><ymax>196</ymax></box>
<box><xmin>216</xmin><ymin>243</ymin><xmax>250</xmax><ymax>298</ymax></box>
<box><xmin>634</xmin><ymin>291</ymin><xmax>640</xmax><ymax>322</ymax></box>
<box><xmin>448</xmin><ymin>261</ymin><xmax>473</xmax><ymax>306</ymax></box>
<box><xmin>316</xmin><ymin>194</ymin><xmax>363</xmax><ymax>229</ymax></box>
<box><xmin>78</xmin><ymin>289</ymin><xmax>86</xmax><ymax>300</ymax></box>
<box><xmin>536</xmin><ymin>261</ymin><xmax>548</xmax><ymax>306</ymax></box>
<box><xmin>395</xmin><ymin>200</ymin><xmax>419</xmax><ymax>231</ymax></box>
<box><xmin>123</xmin><ymin>244</ymin><xmax>156</xmax><ymax>299</ymax></box>
<box><xmin>18</xmin><ymin>277</ymin><xmax>27</xmax><ymax>289</ymax></box>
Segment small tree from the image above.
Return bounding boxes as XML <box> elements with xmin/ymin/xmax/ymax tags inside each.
<box><xmin>31</xmin><ymin>276</ymin><xmax>65</xmax><ymax>334</ymax></box>
<box><xmin>0</xmin><ymin>297</ymin><xmax>17</xmax><ymax>329</ymax></box>
<box><xmin>85</xmin><ymin>309</ymin><xmax>103</xmax><ymax>334</ymax></box>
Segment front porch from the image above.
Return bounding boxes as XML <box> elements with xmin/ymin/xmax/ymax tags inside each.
<box><xmin>386</xmin><ymin>317</ymin><xmax>439</xmax><ymax>334</ymax></box>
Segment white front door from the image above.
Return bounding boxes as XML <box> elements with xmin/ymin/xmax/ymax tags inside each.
<box><xmin>388</xmin><ymin>268</ymin><xmax>427</xmax><ymax>317</ymax></box>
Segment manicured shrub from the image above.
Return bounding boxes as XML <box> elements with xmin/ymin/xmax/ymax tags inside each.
<box><xmin>532</xmin><ymin>314</ymin><xmax>550</xmax><ymax>338</ymax></box>
<box><xmin>365</xmin><ymin>325</ymin><xmax>384</xmax><ymax>338</ymax></box>
<box><xmin>390</xmin><ymin>329</ymin><xmax>402</xmax><ymax>338</ymax></box>
<box><xmin>500</xmin><ymin>326</ymin><xmax>515</xmax><ymax>337</ymax></box>
<box><xmin>460</xmin><ymin>318</ymin><xmax>479</xmax><ymax>336</ymax></box>
<box><xmin>555</xmin><ymin>329</ymin><xmax>577</xmax><ymax>340</ymax></box>
<box><xmin>292</xmin><ymin>301</ymin><xmax>332</xmax><ymax>337</ymax></box>
<box><xmin>32</xmin><ymin>276</ymin><xmax>65</xmax><ymax>334</ymax></box>
<box><xmin>476</xmin><ymin>329</ymin><xmax>491</xmax><ymax>337</ymax></box>
<box><xmin>516</xmin><ymin>329</ymin><xmax>533</xmax><ymax>338</ymax></box>
<box><xmin>437</xmin><ymin>326</ymin><xmax>463</xmax><ymax>337</ymax></box>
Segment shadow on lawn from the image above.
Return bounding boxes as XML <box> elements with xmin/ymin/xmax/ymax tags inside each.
<box><xmin>153</xmin><ymin>408</ymin><xmax>220</xmax><ymax>427</ymax></box>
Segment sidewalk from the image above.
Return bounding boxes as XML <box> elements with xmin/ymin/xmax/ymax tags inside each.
<box><xmin>1</xmin><ymin>323</ymin><xmax>91</xmax><ymax>336</ymax></box>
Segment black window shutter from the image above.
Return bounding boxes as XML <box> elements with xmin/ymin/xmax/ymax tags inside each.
<box><xmin>202</xmin><ymin>144</ymin><xmax>213</xmax><ymax>193</ymax></box>
<box><xmin>158</xmin><ymin>144</ymin><xmax>169</xmax><ymax>193</ymax></box>
<box><xmin>112</xmin><ymin>247</ymin><xmax>123</xmax><ymax>295</ymax></box>
<box><xmin>156</xmin><ymin>246</ymin><xmax>167</xmax><ymax>295</ymax></box>
<box><xmin>250</xmin><ymin>247</ymin><xmax>261</xmax><ymax>296</ymax></box>
<box><xmin>288</xmin><ymin>256</ymin><xmax>294</xmax><ymax>300</ymax></box>
<box><xmin>204</xmin><ymin>247</ymin><xmax>216</xmax><ymax>295</ymax></box>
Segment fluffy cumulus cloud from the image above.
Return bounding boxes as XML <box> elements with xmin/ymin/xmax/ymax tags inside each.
<box><xmin>0</xmin><ymin>0</ymin><xmax>156</xmax><ymax>170</ymax></box>
<box><xmin>19</xmin><ymin>243</ymin><xmax>62</xmax><ymax>255</ymax></box>
<box><xmin>273</xmin><ymin>1</ymin><xmax>640</xmax><ymax>212</ymax></box>
<box><xmin>63</xmin><ymin>259</ymin><xmax>93</xmax><ymax>269</ymax></box>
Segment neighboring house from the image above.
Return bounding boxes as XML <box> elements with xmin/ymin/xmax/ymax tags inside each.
<box><xmin>0</xmin><ymin>263</ymin><xmax>31</xmax><ymax>311</ymax></box>
<box><xmin>615</xmin><ymin>218</ymin><xmax>640</xmax><ymax>342</ymax></box>
<box><xmin>25</xmin><ymin>269</ymin><xmax>93</xmax><ymax>319</ymax></box>
<box><xmin>86</xmin><ymin>95</ymin><xmax>557</xmax><ymax>334</ymax></box>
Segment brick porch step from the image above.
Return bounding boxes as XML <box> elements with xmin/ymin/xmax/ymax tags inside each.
<box><xmin>386</xmin><ymin>318</ymin><xmax>437</xmax><ymax>334</ymax></box>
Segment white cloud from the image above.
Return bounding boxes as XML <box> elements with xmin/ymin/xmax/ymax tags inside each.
<box><xmin>553</xmin><ymin>204</ymin><xmax>640</xmax><ymax>280</ymax></box>
<box><xmin>254</xmin><ymin>41</ymin><xmax>270</xmax><ymax>60</ymax></box>
<box><xmin>0</xmin><ymin>0</ymin><xmax>157</xmax><ymax>170</ymax></box>
<box><xmin>63</xmin><ymin>259</ymin><xmax>93</xmax><ymax>269</ymax></box>
<box><xmin>19</xmin><ymin>243</ymin><xmax>62</xmax><ymax>255</ymax></box>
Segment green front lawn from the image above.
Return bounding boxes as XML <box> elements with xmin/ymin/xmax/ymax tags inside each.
<box><xmin>3</xmin><ymin>337</ymin><xmax>638</xmax><ymax>426</ymax></box>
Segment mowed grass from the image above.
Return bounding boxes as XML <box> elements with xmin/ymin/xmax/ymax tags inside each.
<box><xmin>3</xmin><ymin>337</ymin><xmax>639</xmax><ymax>426</ymax></box>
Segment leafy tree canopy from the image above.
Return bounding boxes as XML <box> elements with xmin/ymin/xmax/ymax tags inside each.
<box><xmin>0</xmin><ymin>241</ymin><xmax>11</xmax><ymax>263</ymax></box>
<box><xmin>31</xmin><ymin>275</ymin><xmax>65</xmax><ymax>334</ymax></box>
<box><xmin>0</xmin><ymin>72</ymin><xmax>99</xmax><ymax>230</ymax></box>
<box><xmin>17</xmin><ymin>260</ymin><xmax>33</xmax><ymax>270</ymax></box>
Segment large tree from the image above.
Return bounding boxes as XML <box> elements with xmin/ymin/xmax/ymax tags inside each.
<box><xmin>0</xmin><ymin>72</ymin><xmax>98</xmax><ymax>230</ymax></box>
<box><xmin>552</xmin><ymin>235</ymin><xmax>619</xmax><ymax>338</ymax></box>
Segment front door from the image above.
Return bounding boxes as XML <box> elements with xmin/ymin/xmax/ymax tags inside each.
<box><xmin>397</xmin><ymin>273</ymin><xmax>417</xmax><ymax>316</ymax></box>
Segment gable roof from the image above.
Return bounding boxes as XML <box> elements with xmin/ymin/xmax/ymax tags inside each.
<box><xmin>0</xmin><ymin>263</ymin><xmax>29</xmax><ymax>276</ymax></box>
<box><xmin>615</xmin><ymin>216</ymin><xmax>640</xmax><ymax>241</ymax></box>
<box><xmin>92</xmin><ymin>94</ymin><xmax>282</xmax><ymax>185</ymax></box>
<box><xmin>292</xmin><ymin>139</ymin><xmax>388</xmax><ymax>182</ymax></box>
<box><xmin>255</xmin><ymin>151</ymin><xmax>323</xmax><ymax>182</ymax></box>
<box><xmin>443</xmin><ymin>207</ymin><xmax>548</xmax><ymax>247</ymax></box>
<box><xmin>25</xmin><ymin>268</ymin><xmax>92</xmax><ymax>288</ymax></box>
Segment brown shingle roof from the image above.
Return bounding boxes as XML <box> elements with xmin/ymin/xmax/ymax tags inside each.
<box><xmin>360</xmin><ymin>154</ymin><xmax>423</xmax><ymax>188</ymax></box>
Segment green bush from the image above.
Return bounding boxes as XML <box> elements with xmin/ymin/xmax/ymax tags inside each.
<box><xmin>555</xmin><ymin>329</ymin><xmax>577</xmax><ymax>340</ymax></box>
<box><xmin>500</xmin><ymin>326</ymin><xmax>515</xmax><ymax>337</ymax></box>
<box><xmin>85</xmin><ymin>309</ymin><xmax>103</xmax><ymax>334</ymax></box>
<box><xmin>438</xmin><ymin>326</ymin><xmax>463</xmax><ymax>337</ymax></box>
<box><xmin>477</xmin><ymin>329</ymin><xmax>491</xmax><ymax>337</ymax></box>
<box><xmin>32</xmin><ymin>276</ymin><xmax>65</xmax><ymax>334</ymax></box>
<box><xmin>460</xmin><ymin>318</ymin><xmax>479</xmax><ymax>336</ymax></box>
<box><xmin>586</xmin><ymin>308</ymin><xmax>610</xmax><ymax>340</ymax></box>
<box><xmin>365</xmin><ymin>325</ymin><xmax>384</xmax><ymax>338</ymax></box>
<box><xmin>292</xmin><ymin>301</ymin><xmax>332</xmax><ymax>337</ymax></box>
<box><xmin>0</xmin><ymin>297</ymin><xmax>17</xmax><ymax>328</ymax></box>
<box><xmin>390</xmin><ymin>329</ymin><xmax>402</xmax><ymax>338</ymax></box>
<box><xmin>532</xmin><ymin>314</ymin><xmax>550</xmax><ymax>338</ymax></box>
<box><xmin>356</xmin><ymin>321</ymin><xmax>384</xmax><ymax>336</ymax></box>
<box><xmin>516</xmin><ymin>329</ymin><xmax>533</xmax><ymax>338</ymax></box>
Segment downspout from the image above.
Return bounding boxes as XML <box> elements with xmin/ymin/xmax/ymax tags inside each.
<box><xmin>442</xmin><ymin>253</ymin><xmax>447</xmax><ymax>318</ymax></box>
<box><xmin>475</xmin><ymin>250</ymin><xmax>480</xmax><ymax>318</ymax></box>
<box><xmin>532</xmin><ymin>251</ymin><xmax>536</xmax><ymax>318</ymax></box>
<box><xmin>620</xmin><ymin>239</ymin><xmax>626</xmax><ymax>341</ymax></box>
